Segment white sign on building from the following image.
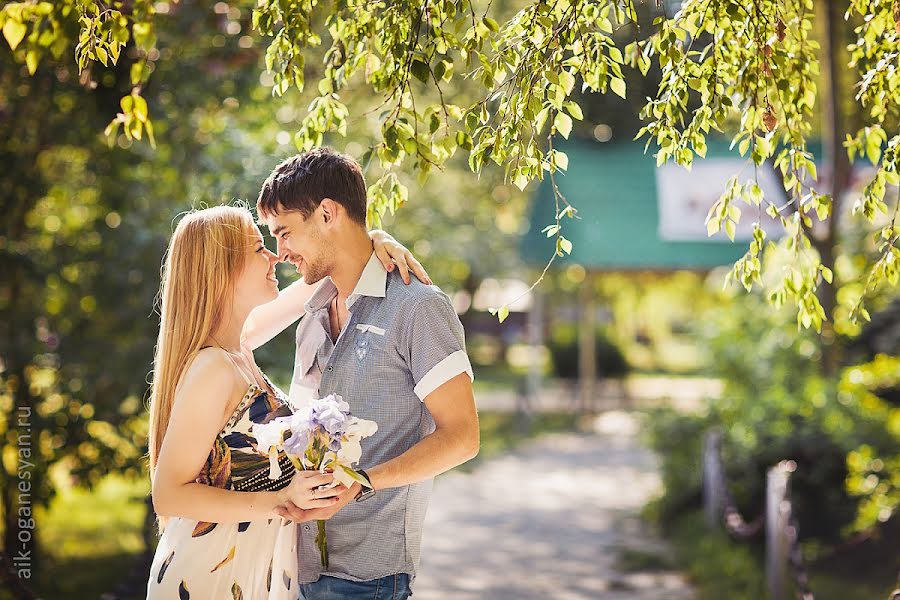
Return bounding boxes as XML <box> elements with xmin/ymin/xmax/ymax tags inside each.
<box><xmin>655</xmin><ymin>159</ymin><xmax>787</xmax><ymax>242</ymax></box>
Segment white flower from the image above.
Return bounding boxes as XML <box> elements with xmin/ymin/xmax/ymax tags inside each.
<box><xmin>337</xmin><ymin>439</ymin><xmax>363</xmax><ymax>465</ymax></box>
<box><xmin>252</xmin><ymin>417</ymin><xmax>291</xmax><ymax>480</ymax></box>
<box><xmin>252</xmin><ymin>417</ymin><xmax>290</xmax><ymax>450</ymax></box>
<box><xmin>344</xmin><ymin>416</ymin><xmax>378</xmax><ymax>441</ymax></box>
<box><xmin>332</xmin><ymin>466</ymin><xmax>356</xmax><ymax>489</ymax></box>
<box><xmin>266</xmin><ymin>448</ymin><xmax>282</xmax><ymax>480</ymax></box>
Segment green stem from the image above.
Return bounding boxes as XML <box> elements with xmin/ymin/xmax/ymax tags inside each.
<box><xmin>316</xmin><ymin>519</ymin><xmax>328</xmax><ymax>568</ymax></box>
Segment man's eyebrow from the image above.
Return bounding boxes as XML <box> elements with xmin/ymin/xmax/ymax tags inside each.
<box><xmin>271</xmin><ymin>225</ymin><xmax>287</xmax><ymax>236</ymax></box>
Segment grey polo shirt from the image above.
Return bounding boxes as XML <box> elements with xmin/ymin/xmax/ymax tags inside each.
<box><xmin>291</xmin><ymin>252</ymin><xmax>473</xmax><ymax>584</ymax></box>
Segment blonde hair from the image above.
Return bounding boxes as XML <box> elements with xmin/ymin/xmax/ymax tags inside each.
<box><xmin>148</xmin><ymin>205</ymin><xmax>256</xmax><ymax>520</ymax></box>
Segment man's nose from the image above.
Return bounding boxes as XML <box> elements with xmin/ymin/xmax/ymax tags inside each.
<box><xmin>275</xmin><ymin>239</ymin><xmax>287</xmax><ymax>261</ymax></box>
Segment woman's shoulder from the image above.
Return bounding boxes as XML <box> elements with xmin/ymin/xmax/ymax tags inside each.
<box><xmin>189</xmin><ymin>346</ymin><xmax>237</xmax><ymax>374</ymax></box>
<box><xmin>177</xmin><ymin>348</ymin><xmax>245</xmax><ymax>398</ymax></box>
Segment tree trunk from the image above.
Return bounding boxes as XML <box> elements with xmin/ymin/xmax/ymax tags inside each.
<box><xmin>816</xmin><ymin>0</ymin><xmax>851</xmax><ymax>375</ymax></box>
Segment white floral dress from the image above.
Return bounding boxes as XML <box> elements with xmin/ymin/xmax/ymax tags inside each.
<box><xmin>146</xmin><ymin>375</ymin><xmax>301</xmax><ymax>600</ymax></box>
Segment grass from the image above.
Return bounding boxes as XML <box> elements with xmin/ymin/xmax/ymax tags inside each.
<box><xmin>615</xmin><ymin>547</ymin><xmax>677</xmax><ymax>573</ymax></box>
<box><xmin>28</xmin><ymin>475</ymin><xmax>151</xmax><ymax>600</ymax></box>
<box><xmin>664</xmin><ymin>510</ymin><xmax>897</xmax><ymax>600</ymax></box>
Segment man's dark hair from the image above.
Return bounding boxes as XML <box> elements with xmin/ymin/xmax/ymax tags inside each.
<box><xmin>257</xmin><ymin>147</ymin><xmax>368</xmax><ymax>226</ymax></box>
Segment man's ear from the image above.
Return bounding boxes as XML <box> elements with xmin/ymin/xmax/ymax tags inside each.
<box><xmin>319</xmin><ymin>198</ymin><xmax>339</xmax><ymax>224</ymax></box>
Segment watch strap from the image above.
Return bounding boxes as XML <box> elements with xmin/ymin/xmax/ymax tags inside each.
<box><xmin>355</xmin><ymin>469</ymin><xmax>376</xmax><ymax>502</ymax></box>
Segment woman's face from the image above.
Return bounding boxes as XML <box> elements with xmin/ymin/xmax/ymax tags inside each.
<box><xmin>233</xmin><ymin>225</ymin><xmax>280</xmax><ymax>309</ymax></box>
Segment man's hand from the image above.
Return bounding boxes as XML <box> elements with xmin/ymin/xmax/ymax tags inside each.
<box><xmin>274</xmin><ymin>482</ymin><xmax>362</xmax><ymax>522</ymax></box>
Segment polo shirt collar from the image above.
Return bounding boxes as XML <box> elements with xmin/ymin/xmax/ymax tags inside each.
<box><xmin>349</xmin><ymin>252</ymin><xmax>388</xmax><ymax>303</ymax></box>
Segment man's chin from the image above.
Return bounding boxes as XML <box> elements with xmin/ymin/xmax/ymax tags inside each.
<box><xmin>302</xmin><ymin>272</ymin><xmax>325</xmax><ymax>285</ymax></box>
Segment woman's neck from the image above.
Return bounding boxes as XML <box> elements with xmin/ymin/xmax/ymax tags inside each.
<box><xmin>208</xmin><ymin>305</ymin><xmax>250</xmax><ymax>353</ymax></box>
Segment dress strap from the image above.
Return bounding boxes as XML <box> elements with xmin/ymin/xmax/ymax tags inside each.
<box><xmin>217</xmin><ymin>348</ymin><xmax>255</xmax><ymax>388</ymax></box>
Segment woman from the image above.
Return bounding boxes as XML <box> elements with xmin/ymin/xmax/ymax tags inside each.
<box><xmin>145</xmin><ymin>205</ymin><xmax>424</xmax><ymax>599</ymax></box>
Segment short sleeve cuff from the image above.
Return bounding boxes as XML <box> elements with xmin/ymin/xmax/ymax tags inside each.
<box><xmin>413</xmin><ymin>350</ymin><xmax>474</xmax><ymax>401</ymax></box>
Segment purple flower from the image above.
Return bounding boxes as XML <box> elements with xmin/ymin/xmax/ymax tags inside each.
<box><xmin>320</xmin><ymin>393</ymin><xmax>350</xmax><ymax>414</ymax></box>
<box><xmin>284</xmin><ymin>429</ymin><xmax>311</xmax><ymax>456</ymax></box>
<box><xmin>311</xmin><ymin>401</ymin><xmax>347</xmax><ymax>437</ymax></box>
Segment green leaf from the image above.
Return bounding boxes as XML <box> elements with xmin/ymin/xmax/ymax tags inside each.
<box><xmin>535</xmin><ymin>107</ymin><xmax>550</xmax><ymax>133</ymax></box>
<box><xmin>565</xmin><ymin>101</ymin><xmax>583</xmax><ymax>121</ymax></box>
<box><xmin>559</xmin><ymin>70</ymin><xmax>576</xmax><ymax>95</ymax></box>
<box><xmin>748</xmin><ymin>184</ymin><xmax>763</xmax><ymax>205</ymax></box>
<box><xmin>553</xmin><ymin>150</ymin><xmax>569</xmax><ymax>171</ymax></box>
<box><xmin>25</xmin><ymin>49</ymin><xmax>38</xmax><ymax>75</ymax></box>
<box><xmin>513</xmin><ymin>173</ymin><xmax>529</xmax><ymax>191</ymax></box>
<box><xmin>130</xmin><ymin>61</ymin><xmax>147</xmax><ymax>85</ymax></box>
<box><xmin>724</xmin><ymin>219</ymin><xmax>736</xmax><ymax>241</ymax></box>
<box><xmin>610</xmin><ymin>77</ymin><xmax>626</xmax><ymax>99</ymax></box>
<box><xmin>338</xmin><ymin>464</ymin><xmax>371</xmax><ymax>488</ymax></box>
<box><xmin>482</xmin><ymin>17</ymin><xmax>500</xmax><ymax>33</ymax></box>
<box><xmin>132</xmin><ymin>94</ymin><xmax>148</xmax><ymax>121</ymax></box>
<box><xmin>554</xmin><ymin>113</ymin><xmax>573</xmax><ymax>139</ymax></box>
<box><xmin>145</xmin><ymin>119</ymin><xmax>156</xmax><ymax>149</ymax></box>
<box><xmin>558</xmin><ymin>236</ymin><xmax>573</xmax><ymax>255</ymax></box>
<box><xmin>3</xmin><ymin>19</ymin><xmax>27</xmax><ymax>51</ymax></box>
<box><xmin>497</xmin><ymin>306</ymin><xmax>509</xmax><ymax>323</ymax></box>
<box><xmin>439</xmin><ymin>59</ymin><xmax>454</xmax><ymax>82</ymax></box>
<box><xmin>411</xmin><ymin>59</ymin><xmax>430</xmax><ymax>83</ymax></box>
<box><xmin>607</xmin><ymin>46</ymin><xmax>623</xmax><ymax>64</ymax></box>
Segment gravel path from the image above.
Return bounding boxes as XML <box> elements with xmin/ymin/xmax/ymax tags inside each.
<box><xmin>412</xmin><ymin>411</ymin><xmax>694</xmax><ymax>600</ymax></box>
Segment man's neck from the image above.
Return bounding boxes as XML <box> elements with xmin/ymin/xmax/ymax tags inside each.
<box><xmin>329</xmin><ymin>229</ymin><xmax>375</xmax><ymax>302</ymax></box>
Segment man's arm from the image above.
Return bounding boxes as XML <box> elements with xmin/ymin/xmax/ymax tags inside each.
<box><xmin>275</xmin><ymin>373</ymin><xmax>478</xmax><ymax>521</ymax></box>
<box><xmin>367</xmin><ymin>372</ymin><xmax>479</xmax><ymax>489</ymax></box>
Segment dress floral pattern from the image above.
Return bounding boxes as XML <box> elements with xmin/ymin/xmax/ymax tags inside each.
<box><xmin>146</xmin><ymin>377</ymin><xmax>301</xmax><ymax>600</ymax></box>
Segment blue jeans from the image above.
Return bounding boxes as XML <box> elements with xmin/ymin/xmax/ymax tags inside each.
<box><xmin>300</xmin><ymin>574</ymin><xmax>412</xmax><ymax>600</ymax></box>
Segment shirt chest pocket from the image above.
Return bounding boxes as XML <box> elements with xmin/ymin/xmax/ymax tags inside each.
<box><xmin>352</xmin><ymin>325</ymin><xmax>391</xmax><ymax>366</ymax></box>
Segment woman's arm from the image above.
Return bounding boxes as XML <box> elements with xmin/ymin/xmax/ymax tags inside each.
<box><xmin>241</xmin><ymin>230</ymin><xmax>432</xmax><ymax>350</ymax></box>
<box><xmin>151</xmin><ymin>349</ymin><xmax>338</xmax><ymax>522</ymax></box>
<box><xmin>242</xmin><ymin>279</ymin><xmax>317</xmax><ymax>351</ymax></box>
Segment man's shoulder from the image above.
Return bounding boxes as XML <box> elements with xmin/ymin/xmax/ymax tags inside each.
<box><xmin>384</xmin><ymin>271</ymin><xmax>452</xmax><ymax>308</ymax></box>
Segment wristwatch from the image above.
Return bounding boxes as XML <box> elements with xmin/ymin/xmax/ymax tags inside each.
<box><xmin>354</xmin><ymin>469</ymin><xmax>376</xmax><ymax>503</ymax></box>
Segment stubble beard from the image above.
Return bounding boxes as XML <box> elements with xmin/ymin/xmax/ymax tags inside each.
<box><xmin>300</xmin><ymin>253</ymin><xmax>331</xmax><ymax>285</ymax></box>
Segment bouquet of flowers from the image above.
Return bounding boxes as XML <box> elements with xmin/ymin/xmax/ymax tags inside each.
<box><xmin>253</xmin><ymin>393</ymin><xmax>378</xmax><ymax>568</ymax></box>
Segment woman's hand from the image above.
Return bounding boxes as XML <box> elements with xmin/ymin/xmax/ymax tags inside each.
<box><xmin>370</xmin><ymin>230</ymin><xmax>432</xmax><ymax>285</ymax></box>
<box><xmin>276</xmin><ymin>471</ymin><xmax>345</xmax><ymax>514</ymax></box>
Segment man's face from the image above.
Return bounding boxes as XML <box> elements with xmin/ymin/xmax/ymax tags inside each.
<box><xmin>263</xmin><ymin>206</ymin><xmax>332</xmax><ymax>284</ymax></box>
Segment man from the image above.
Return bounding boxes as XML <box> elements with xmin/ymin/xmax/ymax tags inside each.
<box><xmin>256</xmin><ymin>147</ymin><xmax>480</xmax><ymax>599</ymax></box>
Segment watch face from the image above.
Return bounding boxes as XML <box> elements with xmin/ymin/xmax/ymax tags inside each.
<box><xmin>355</xmin><ymin>489</ymin><xmax>376</xmax><ymax>503</ymax></box>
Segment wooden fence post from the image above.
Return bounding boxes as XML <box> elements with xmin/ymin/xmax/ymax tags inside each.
<box><xmin>702</xmin><ymin>429</ymin><xmax>725</xmax><ymax>529</ymax></box>
<box><xmin>766</xmin><ymin>461</ymin><xmax>796</xmax><ymax>600</ymax></box>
